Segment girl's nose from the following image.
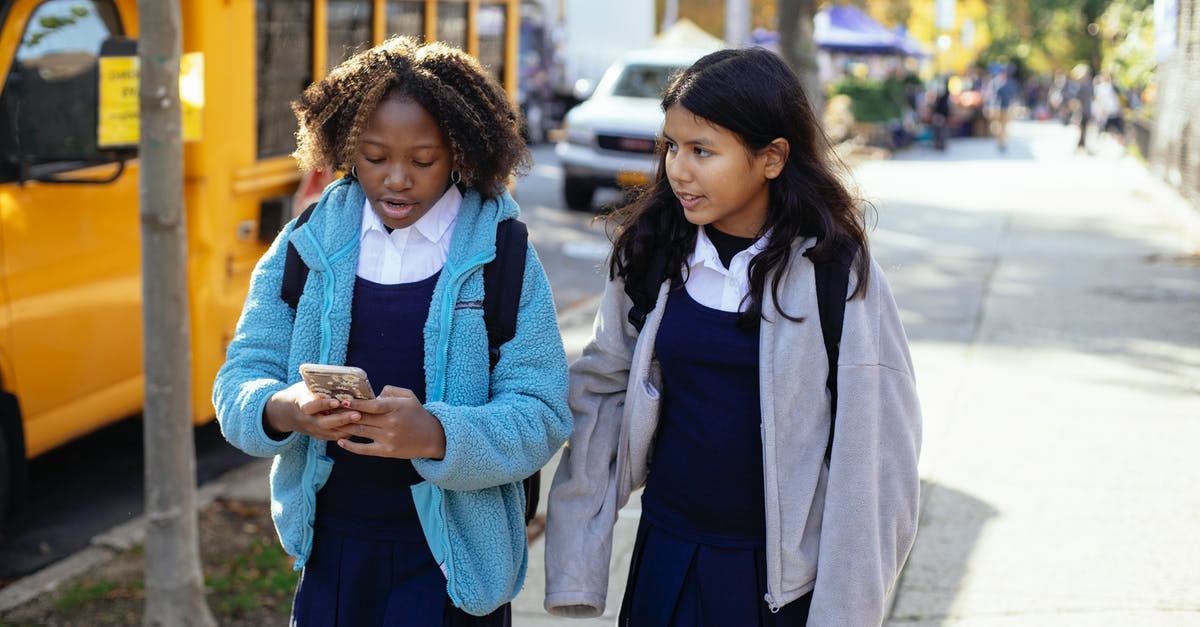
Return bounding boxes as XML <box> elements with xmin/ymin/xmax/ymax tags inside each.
<box><xmin>665</xmin><ymin>153</ymin><xmax>689</xmax><ymax>184</ymax></box>
<box><xmin>385</xmin><ymin>165</ymin><xmax>411</xmax><ymax>190</ymax></box>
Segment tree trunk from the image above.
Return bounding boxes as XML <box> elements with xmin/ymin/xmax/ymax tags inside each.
<box><xmin>777</xmin><ymin>0</ymin><xmax>824</xmax><ymax>124</ymax></box>
<box><xmin>137</xmin><ymin>0</ymin><xmax>215</xmax><ymax>625</ymax></box>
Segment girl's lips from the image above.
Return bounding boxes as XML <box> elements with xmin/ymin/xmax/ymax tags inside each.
<box><xmin>677</xmin><ymin>193</ymin><xmax>703</xmax><ymax>210</ymax></box>
<box><xmin>379</xmin><ymin>199</ymin><xmax>417</xmax><ymax>221</ymax></box>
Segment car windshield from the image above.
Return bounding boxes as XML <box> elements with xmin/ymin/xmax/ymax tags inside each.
<box><xmin>609</xmin><ymin>63</ymin><xmax>685</xmax><ymax>99</ymax></box>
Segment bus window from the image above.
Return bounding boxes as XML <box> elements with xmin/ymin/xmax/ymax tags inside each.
<box><xmin>436</xmin><ymin>1</ymin><xmax>467</xmax><ymax>51</ymax></box>
<box><xmin>477</xmin><ymin>3</ymin><xmax>506</xmax><ymax>83</ymax></box>
<box><xmin>0</xmin><ymin>0</ymin><xmax>124</xmax><ymax>182</ymax></box>
<box><xmin>386</xmin><ymin>1</ymin><xmax>424</xmax><ymax>40</ymax></box>
<box><xmin>256</xmin><ymin>0</ymin><xmax>313</xmax><ymax>158</ymax></box>
<box><xmin>328</xmin><ymin>0</ymin><xmax>372</xmax><ymax>71</ymax></box>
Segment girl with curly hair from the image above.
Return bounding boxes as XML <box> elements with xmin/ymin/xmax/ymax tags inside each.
<box><xmin>544</xmin><ymin>47</ymin><xmax>921</xmax><ymax>625</ymax></box>
<box><xmin>213</xmin><ymin>36</ymin><xmax>570</xmax><ymax>625</ymax></box>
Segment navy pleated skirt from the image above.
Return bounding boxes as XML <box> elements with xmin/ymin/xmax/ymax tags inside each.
<box><xmin>617</xmin><ymin>516</ymin><xmax>811</xmax><ymax>626</ymax></box>
<box><xmin>290</xmin><ymin>518</ymin><xmax>510</xmax><ymax>626</ymax></box>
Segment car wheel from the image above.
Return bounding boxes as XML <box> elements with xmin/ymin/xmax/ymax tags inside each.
<box><xmin>563</xmin><ymin>177</ymin><xmax>595</xmax><ymax>211</ymax></box>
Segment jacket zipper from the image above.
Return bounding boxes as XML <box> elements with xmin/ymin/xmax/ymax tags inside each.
<box><xmin>760</xmin><ymin>322</ymin><xmax>784</xmax><ymax>614</ymax></box>
<box><xmin>428</xmin><ymin>249</ymin><xmax>494</xmax><ymax>403</ymax></box>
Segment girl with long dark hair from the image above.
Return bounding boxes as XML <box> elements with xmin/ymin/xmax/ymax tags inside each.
<box><xmin>544</xmin><ymin>47</ymin><xmax>922</xmax><ymax>625</ymax></box>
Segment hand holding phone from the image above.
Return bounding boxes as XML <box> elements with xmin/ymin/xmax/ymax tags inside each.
<box><xmin>299</xmin><ymin>363</ymin><xmax>375</xmax><ymax>401</ymax></box>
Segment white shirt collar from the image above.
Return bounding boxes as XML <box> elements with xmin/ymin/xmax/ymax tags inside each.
<box><xmin>359</xmin><ymin>184</ymin><xmax>462</xmax><ymax>244</ymax></box>
<box><xmin>687</xmin><ymin>225</ymin><xmax>770</xmax><ymax>273</ymax></box>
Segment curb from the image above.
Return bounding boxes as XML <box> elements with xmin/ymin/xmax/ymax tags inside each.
<box><xmin>0</xmin><ymin>465</ymin><xmax>244</xmax><ymax>614</ymax></box>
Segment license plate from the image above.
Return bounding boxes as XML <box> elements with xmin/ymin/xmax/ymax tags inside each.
<box><xmin>616</xmin><ymin>171</ymin><xmax>650</xmax><ymax>188</ymax></box>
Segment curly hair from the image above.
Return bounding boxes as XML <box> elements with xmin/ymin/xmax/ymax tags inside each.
<box><xmin>291</xmin><ymin>36</ymin><xmax>529</xmax><ymax>197</ymax></box>
<box><xmin>609</xmin><ymin>47</ymin><xmax>872</xmax><ymax>326</ymax></box>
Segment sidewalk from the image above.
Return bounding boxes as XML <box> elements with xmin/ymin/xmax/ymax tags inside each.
<box><xmin>868</xmin><ymin>122</ymin><xmax>1200</xmax><ymax>625</ymax></box>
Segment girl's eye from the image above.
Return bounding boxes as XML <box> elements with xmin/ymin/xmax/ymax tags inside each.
<box><xmin>364</xmin><ymin>156</ymin><xmax>385</xmax><ymax>164</ymax></box>
<box><xmin>663</xmin><ymin>141</ymin><xmax>677</xmax><ymax>153</ymax></box>
<box><xmin>413</xmin><ymin>161</ymin><xmax>433</xmax><ymax>168</ymax></box>
<box><xmin>693</xmin><ymin>147</ymin><xmax>711</xmax><ymax>157</ymax></box>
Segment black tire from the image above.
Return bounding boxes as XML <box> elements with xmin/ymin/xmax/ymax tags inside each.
<box><xmin>0</xmin><ymin>392</ymin><xmax>27</xmax><ymax>538</ymax></box>
<box><xmin>0</xmin><ymin>427</ymin><xmax>10</xmax><ymax>534</ymax></box>
<box><xmin>563</xmin><ymin>177</ymin><xmax>595</xmax><ymax>211</ymax></box>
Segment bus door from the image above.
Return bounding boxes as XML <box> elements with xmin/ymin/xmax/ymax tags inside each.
<box><xmin>0</xmin><ymin>0</ymin><xmax>143</xmax><ymax>457</ymax></box>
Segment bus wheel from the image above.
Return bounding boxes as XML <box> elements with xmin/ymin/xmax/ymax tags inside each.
<box><xmin>0</xmin><ymin>392</ymin><xmax>26</xmax><ymax>538</ymax></box>
<box><xmin>0</xmin><ymin>427</ymin><xmax>10</xmax><ymax>535</ymax></box>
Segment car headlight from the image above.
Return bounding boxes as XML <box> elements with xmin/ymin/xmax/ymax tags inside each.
<box><xmin>565</xmin><ymin>126</ymin><xmax>595</xmax><ymax>146</ymax></box>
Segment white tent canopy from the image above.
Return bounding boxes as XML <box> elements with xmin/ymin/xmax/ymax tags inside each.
<box><xmin>655</xmin><ymin>18</ymin><xmax>725</xmax><ymax>50</ymax></box>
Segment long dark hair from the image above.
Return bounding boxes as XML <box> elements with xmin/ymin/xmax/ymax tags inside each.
<box><xmin>608</xmin><ymin>47</ymin><xmax>871</xmax><ymax>324</ymax></box>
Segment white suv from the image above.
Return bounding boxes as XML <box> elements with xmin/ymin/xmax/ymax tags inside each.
<box><xmin>555</xmin><ymin>46</ymin><xmax>718</xmax><ymax>210</ymax></box>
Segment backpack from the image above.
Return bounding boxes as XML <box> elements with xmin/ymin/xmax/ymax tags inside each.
<box><xmin>280</xmin><ymin>203</ymin><xmax>542</xmax><ymax>524</ymax></box>
<box><xmin>624</xmin><ymin>241</ymin><xmax>853</xmax><ymax>464</ymax></box>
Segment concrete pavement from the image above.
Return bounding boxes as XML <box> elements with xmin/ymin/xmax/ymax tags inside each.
<box><xmin>4</xmin><ymin>120</ymin><xmax>1197</xmax><ymax>625</ymax></box>
<box><xmin>867</xmin><ymin>123</ymin><xmax>1200</xmax><ymax>626</ymax></box>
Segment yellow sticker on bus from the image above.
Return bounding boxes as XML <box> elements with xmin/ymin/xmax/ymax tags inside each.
<box><xmin>98</xmin><ymin>52</ymin><xmax>204</xmax><ymax>148</ymax></box>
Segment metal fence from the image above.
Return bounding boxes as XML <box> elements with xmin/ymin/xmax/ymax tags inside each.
<box><xmin>1150</xmin><ymin>1</ymin><xmax>1200</xmax><ymax>212</ymax></box>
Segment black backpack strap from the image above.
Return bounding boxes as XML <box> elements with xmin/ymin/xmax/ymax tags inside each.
<box><xmin>280</xmin><ymin>202</ymin><xmax>317</xmax><ymax>310</ymax></box>
<box><xmin>480</xmin><ymin>218</ymin><xmax>538</xmax><ymax>525</ymax></box>
<box><xmin>483</xmin><ymin>218</ymin><xmax>528</xmax><ymax>370</ymax></box>
<box><xmin>625</xmin><ymin>245</ymin><xmax>669</xmax><ymax>332</ymax></box>
<box><xmin>813</xmin><ymin>241</ymin><xmax>854</xmax><ymax>465</ymax></box>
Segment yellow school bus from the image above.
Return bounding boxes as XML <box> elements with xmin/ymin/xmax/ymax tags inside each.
<box><xmin>0</xmin><ymin>0</ymin><xmax>520</xmax><ymax>525</ymax></box>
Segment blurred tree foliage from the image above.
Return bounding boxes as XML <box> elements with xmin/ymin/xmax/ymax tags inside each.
<box><xmin>1097</xmin><ymin>1</ymin><xmax>1156</xmax><ymax>92</ymax></box>
<box><xmin>978</xmin><ymin>0</ymin><xmax>1153</xmax><ymax>84</ymax></box>
<box><xmin>828</xmin><ymin>75</ymin><xmax>909</xmax><ymax>123</ymax></box>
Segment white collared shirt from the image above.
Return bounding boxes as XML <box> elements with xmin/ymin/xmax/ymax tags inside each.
<box><xmin>356</xmin><ymin>186</ymin><xmax>462</xmax><ymax>284</ymax></box>
<box><xmin>682</xmin><ymin>226</ymin><xmax>769</xmax><ymax>312</ymax></box>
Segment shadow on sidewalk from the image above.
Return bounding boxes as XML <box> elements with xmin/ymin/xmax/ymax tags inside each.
<box><xmin>888</xmin><ymin>479</ymin><xmax>999</xmax><ymax>626</ymax></box>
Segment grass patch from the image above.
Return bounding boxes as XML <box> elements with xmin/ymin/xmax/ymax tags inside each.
<box><xmin>205</xmin><ymin>536</ymin><xmax>298</xmax><ymax>616</ymax></box>
<box><xmin>2</xmin><ymin>499</ymin><xmax>296</xmax><ymax>626</ymax></box>
<box><xmin>55</xmin><ymin>578</ymin><xmax>140</xmax><ymax>613</ymax></box>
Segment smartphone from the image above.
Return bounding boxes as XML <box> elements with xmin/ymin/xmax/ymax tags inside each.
<box><xmin>298</xmin><ymin>363</ymin><xmax>375</xmax><ymax>401</ymax></box>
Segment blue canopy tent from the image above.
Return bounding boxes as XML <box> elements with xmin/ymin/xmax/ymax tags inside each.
<box><xmin>813</xmin><ymin>5</ymin><xmax>904</xmax><ymax>55</ymax></box>
<box><xmin>892</xmin><ymin>25</ymin><xmax>931</xmax><ymax>58</ymax></box>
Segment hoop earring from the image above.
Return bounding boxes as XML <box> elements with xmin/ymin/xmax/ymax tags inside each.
<box><xmin>350</xmin><ymin>164</ymin><xmax>358</xmax><ymax>179</ymax></box>
<box><xmin>450</xmin><ymin>170</ymin><xmax>462</xmax><ymax>186</ymax></box>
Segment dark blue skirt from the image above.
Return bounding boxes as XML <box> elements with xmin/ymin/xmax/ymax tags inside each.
<box><xmin>290</xmin><ymin>519</ymin><xmax>511</xmax><ymax>627</ymax></box>
<box><xmin>618</xmin><ymin>516</ymin><xmax>811</xmax><ymax>626</ymax></box>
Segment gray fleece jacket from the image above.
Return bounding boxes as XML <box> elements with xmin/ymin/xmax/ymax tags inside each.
<box><xmin>543</xmin><ymin>237</ymin><xmax>922</xmax><ymax>625</ymax></box>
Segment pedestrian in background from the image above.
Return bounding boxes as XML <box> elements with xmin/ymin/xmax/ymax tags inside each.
<box><xmin>932</xmin><ymin>76</ymin><xmax>952</xmax><ymax>151</ymax></box>
<box><xmin>212</xmin><ymin>36</ymin><xmax>570</xmax><ymax>625</ymax></box>
<box><xmin>1072</xmin><ymin>64</ymin><xmax>1094</xmax><ymax>152</ymax></box>
<box><xmin>1092</xmin><ymin>71</ymin><xmax>1125</xmax><ymax>148</ymax></box>
<box><xmin>544</xmin><ymin>47</ymin><xmax>922</xmax><ymax>626</ymax></box>
<box><xmin>988</xmin><ymin>67</ymin><xmax>1018</xmax><ymax>152</ymax></box>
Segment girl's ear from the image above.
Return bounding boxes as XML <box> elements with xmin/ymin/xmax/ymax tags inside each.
<box><xmin>762</xmin><ymin>138</ymin><xmax>790</xmax><ymax>180</ymax></box>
